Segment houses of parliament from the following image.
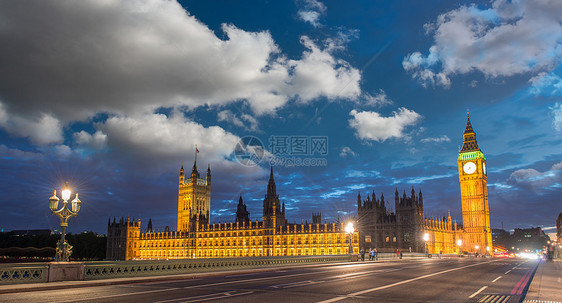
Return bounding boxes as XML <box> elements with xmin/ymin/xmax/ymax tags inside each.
<box><xmin>107</xmin><ymin>115</ymin><xmax>492</xmax><ymax>260</ymax></box>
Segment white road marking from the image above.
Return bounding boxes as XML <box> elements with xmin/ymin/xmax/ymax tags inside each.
<box><xmin>156</xmin><ymin>291</ymin><xmax>254</xmax><ymax>303</ymax></box>
<box><xmin>181</xmin><ymin>271</ymin><xmax>319</xmax><ymax>290</ymax></box>
<box><xmin>492</xmin><ymin>276</ymin><xmax>502</xmax><ymax>283</ymax></box>
<box><xmin>469</xmin><ymin>286</ymin><xmax>488</xmax><ymax>298</ymax></box>
<box><xmin>317</xmin><ymin>260</ymin><xmax>496</xmax><ymax>303</ymax></box>
<box><xmin>60</xmin><ymin>287</ymin><xmax>182</xmax><ymax>302</ymax></box>
<box><xmin>505</xmin><ymin>270</ymin><xmax>512</xmax><ymax>274</ymax></box>
<box><xmin>271</xmin><ymin>280</ymin><xmax>323</xmax><ymax>289</ymax></box>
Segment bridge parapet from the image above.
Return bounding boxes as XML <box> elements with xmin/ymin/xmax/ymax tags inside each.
<box><xmin>83</xmin><ymin>255</ymin><xmax>351</xmax><ymax>280</ymax></box>
<box><xmin>0</xmin><ymin>263</ymin><xmax>48</xmax><ymax>284</ymax></box>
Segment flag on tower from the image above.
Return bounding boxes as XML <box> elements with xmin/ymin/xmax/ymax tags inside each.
<box><xmin>196</xmin><ymin>146</ymin><xmax>199</xmax><ymax>154</ymax></box>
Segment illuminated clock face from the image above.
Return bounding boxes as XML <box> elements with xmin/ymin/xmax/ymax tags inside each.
<box><xmin>483</xmin><ymin>163</ymin><xmax>486</xmax><ymax>174</ymax></box>
<box><xmin>463</xmin><ymin>162</ymin><xmax>477</xmax><ymax>174</ymax></box>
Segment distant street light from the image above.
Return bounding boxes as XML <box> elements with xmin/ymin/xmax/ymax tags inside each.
<box><xmin>457</xmin><ymin>239</ymin><xmax>462</xmax><ymax>256</ymax></box>
<box><xmin>49</xmin><ymin>182</ymin><xmax>82</xmax><ymax>262</ymax></box>
<box><xmin>423</xmin><ymin>233</ymin><xmax>429</xmax><ymax>257</ymax></box>
<box><xmin>345</xmin><ymin>222</ymin><xmax>354</xmax><ymax>254</ymax></box>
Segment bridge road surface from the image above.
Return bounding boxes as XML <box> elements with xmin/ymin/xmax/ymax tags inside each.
<box><xmin>0</xmin><ymin>258</ymin><xmax>538</xmax><ymax>303</ymax></box>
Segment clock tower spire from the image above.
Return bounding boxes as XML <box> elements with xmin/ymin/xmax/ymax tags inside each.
<box><xmin>458</xmin><ymin>113</ymin><xmax>492</xmax><ymax>255</ymax></box>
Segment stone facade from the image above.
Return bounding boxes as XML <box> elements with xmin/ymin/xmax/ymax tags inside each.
<box><xmin>107</xmin><ymin>167</ymin><xmax>357</xmax><ymax>260</ymax></box>
<box><xmin>357</xmin><ymin>114</ymin><xmax>491</xmax><ymax>255</ymax></box>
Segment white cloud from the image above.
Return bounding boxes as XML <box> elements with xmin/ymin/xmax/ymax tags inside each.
<box><xmin>0</xmin><ymin>0</ymin><xmax>362</xmax><ymax>124</ymax></box>
<box><xmin>98</xmin><ymin>112</ymin><xmax>240</xmax><ymax>165</ymax></box>
<box><xmin>507</xmin><ymin>162</ymin><xmax>562</xmax><ymax>192</ymax></box>
<box><xmin>363</xmin><ymin>89</ymin><xmax>393</xmax><ymax>107</ymax></box>
<box><xmin>0</xmin><ymin>102</ymin><xmax>63</xmax><ymax>145</ymax></box>
<box><xmin>421</xmin><ymin>135</ymin><xmax>451</xmax><ymax>143</ymax></box>
<box><xmin>339</xmin><ymin>146</ymin><xmax>357</xmax><ymax>158</ymax></box>
<box><xmin>298</xmin><ymin>11</ymin><xmax>322</xmax><ymax>27</ymax></box>
<box><xmin>0</xmin><ymin>144</ymin><xmax>44</xmax><ymax>161</ymax></box>
<box><xmin>530</xmin><ymin>72</ymin><xmax>562</xmax><ymax>95</ymax></box>
<box><xmin>403</xmin><ymin>0</ymin><xmax>562</xmax><ymax>87</ymax></box>
<box><xmin>297</xmin><ymin>0</ymin><xmax>327</xmax><ymax>27</ymax></box>
<box><xmin>73</xmin><ymin>130</ymin><xmax>108</xmax><ymax>150</ymax></box>
<box><xmin>217</xmin><ymin>110</ymin><xmax>259</xmax><ymax>132</ymax></box>
<box><xmin>348</xmin><ymin>108</ymin><xmax>421</xmax><ymax>142</ymax></box>
<box><xmin>345</xmin><ymin>170</ymin><xmax>379</xmax><ymax>178</ymax></box>
<box><xmin>288</xmin><ymin>36</ymin><xmax>361</xmax><ymax>102</ymax></box>
<box><xmin>550</xmin><ymin>102</ymin><xmax>562</xmax><ymax>131</ymax></box>
<box><xmin>54</xmin><ymin>144</ymin><xmax>73</xmax><ymax>157</ymax></box>
<box><xmin>321</xmin><ymin>189</ymin><xmax>347</xmax><ymax>199</ymax></box>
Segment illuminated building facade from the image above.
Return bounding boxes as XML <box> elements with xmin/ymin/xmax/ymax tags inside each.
<box><xmin>107</xmin><ymin>114</ymin><xmax>491</xmax><ymax>259</ymax></box>
<box><xmin>107</xmin><ymin>167</ymin><xmax>357</xmax><ymax>260</ymax></box>
<box><xmin>358</xmin><ymin>114</ymin><xmax>491</xmax><ymax>255</ymax></box>
<box><xmin>458</xmin><ymin>114</ymin><xmax>492</xmax><ymax>254</ymax></box>
<box><xmin>357</xmin><ymin>189</ymin><xmax>461</xmax><ymax>254</ymax></box>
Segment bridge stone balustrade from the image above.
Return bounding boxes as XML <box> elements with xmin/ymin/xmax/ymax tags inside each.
<box><xmin>0</xmin><ymin>253</ymin><xmax>425</xmax><ymax>284</ymax></box>
<box><xmin>83</xmin><ymin>255</ymin><xmax>352</xmax><ymax>280</ymax></box>
<box><xmin>0</xmin><ymin>263</ymin><xmax>48</xmax><ymax>284</ymax></box>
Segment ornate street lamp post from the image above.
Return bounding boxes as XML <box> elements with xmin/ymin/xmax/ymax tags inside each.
<box><xmin>49</xmin><ymin>183</ymin><xmax>82</xmax><ymax>262</ymax></box>
<box><xmin>423</xmin><ymin>233</ymin><xmax>429</xmax><ymax>257</ymax></box>
<box><xmin>457</xmin><ymin>239</ymin><xmax>462</xmax><ymax>256</ymax></box>
<box><xmin>345</xmin><ymin>222</ymin><xmax>354</xmax><ymax>255</ymax></box>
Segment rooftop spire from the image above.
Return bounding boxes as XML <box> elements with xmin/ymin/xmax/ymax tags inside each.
<box><xmin>191</xmin><ymin>148</ymin><xmax>200</xmax><ymax>178</ymax></box>
<box><xmin>266</xmin><ymin>166</ymin><xmax>276</xmax><ymax>197</ymax></box>
<box><xmin>460</xmin><ymin>112</ymin><xmax>481</xmax><ymax>153</ymax></box>
<box><xmin>463</xmin><ymin>111</ymin><xmax>475</xmax><ymax>135</ymax></box>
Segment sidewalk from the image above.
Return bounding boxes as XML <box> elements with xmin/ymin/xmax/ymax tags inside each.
<box><xmin>523</xmin><ymin>259</ymin><xmax>562</xmax><ymax>303</ymax></box>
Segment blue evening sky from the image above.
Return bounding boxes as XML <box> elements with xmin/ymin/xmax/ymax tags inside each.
<box><xmin>0</xmin><ymin>0</ymin><xmax>560</xmax><ymax>236</ymax></box>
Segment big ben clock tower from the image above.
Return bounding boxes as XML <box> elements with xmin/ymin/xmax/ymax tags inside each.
<box><xmin>458</xmin><ymin>113</ymin><xmax>492</xmax><ymax>255</ymax></box>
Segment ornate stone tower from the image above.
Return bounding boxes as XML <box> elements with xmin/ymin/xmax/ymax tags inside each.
<box><xmin>458</xmin><ymin>114</ymin><xmax>492</xmax><ymax>254</ymax></box>
<box><xmin>262</xmin><ymin>167</ymin><xmax>286</xmax><ymax>229</ymax></box>
<box><xmin>106</xmin><ymin>217</ymin><xmax>140</xmax><ymax>260</ymax></box>
<box><xmin>177</xmin><ymin>159</ymin><xmax>211</xmax><ymax>232</ymax></box>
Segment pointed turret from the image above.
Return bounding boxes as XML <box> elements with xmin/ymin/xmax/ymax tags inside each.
<box><xmin>262</xmin><ymin>167</ymin><xmax>285</xmax><ymax>228</ymax></box>
<box><xmin>464</xmin><ymin>113</ymin><xmax>474</xmax><ymax>134</ymax></box>
<box><xmin>357</xmin><ymin>192</ymin><xmax>362</xmax><ymax>209</ymax></box>
<box><xmin>179</xmin><ymin>164</ymin><xmax>185</xmax><ymax>184</ymax></box>
<box><xmin>147</xmin><ymin>218</ymin><xmax>153</xmax><ymax>233</ymax></box>
<box><xmin>236</xmin><ymin>195</ymin><xmax>250</xmax><ymax>224</ymax></box>
<box><xmin>460</xmin><ymin>113</ymin><xmax>481</xmax><ymax>153</ymax></box>
<box><xmin>266</xmin><ymin>166</ymin><xmax>276</xmax><ymax>198</ymax></box>
<box><xmin>191</xmin><ymin>160</ymin><xmax>199</xmax><ymax>179</ymax></box>
<box><xmin>206</xmin><ymin>164</ymin><xmax>211</xmax><ymax>184</ymax></box>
